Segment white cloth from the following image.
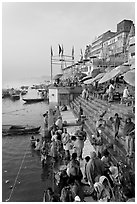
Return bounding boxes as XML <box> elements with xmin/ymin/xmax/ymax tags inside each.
<box><xmin>55</xmin><ymin>118</ymin><xmax>63</xmax><ymax>129</ymax></box>
<box><xmin>123</xmin><ymin>88</ymin><xmax>130</xmax><ymax>98</ymax></box>
<box><xmin>62</xmin><ymin>132</ymin><xmax>70</xmax><ymax>150</ymax></box>
<box><xmin>109</xmin><ymin>84</ymin><xmax>114</xmax><ymax>93</ymax></box>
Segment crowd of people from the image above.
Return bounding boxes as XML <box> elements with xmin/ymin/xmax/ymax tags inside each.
<box><xmin>30</xmin><ymin>103</ymin><xmax>134</xmax><ymax>202</ymax></box>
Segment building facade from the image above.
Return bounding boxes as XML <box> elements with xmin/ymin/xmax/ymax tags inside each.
<box><xmin>102</xmin><ymin>20</ymin><xmax>133</xmax><ymax>66</ymax></box>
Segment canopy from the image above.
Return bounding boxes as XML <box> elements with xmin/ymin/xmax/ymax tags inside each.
<box><xmin>53</xmin><ymin>74</ymin><xmax>63</xmax><ymax>80</ymax></box>
<box><xmin>80</xmin><ymin>75</ymin><xmax>92</xmax><ymax>82</ymax></box>
<box><xmin>105</xmin><ymin>67</ymin><xmax>115</xmax><ymax>73</ymax></box>
<box><xmin>84</xmin><ymin>78</ymin><xmax>94</xmax><ymax>84</ymax></box>
<box><xmin>92</xmin><ymin>72</ymin><xmax>105</xmax><ymax>83</ymax></box>
<box><xmin>123</xmin><ymin>69</ymin><xmax>135</xmax><ymax>87</ymax></box>
<box><xmin>98</xmin><ymin>64</ymin><xmax>130</xmax><ymax>84</ymax></box>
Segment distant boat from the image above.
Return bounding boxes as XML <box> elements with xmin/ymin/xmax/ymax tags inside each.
<box><xmin>21</xmin><ymin>90</ymin><xmax>28</xmax><ymax>95</ymax></box>
<box><xmin>2</xmin><ymin>125</ymin><xmax>41</xmax><ymax>136</ymax></box>
<box><xmin>23</xmin><ymin>98</ymin><xmax>44</xmax><ymax>103</ymax></box>
<box><xmin>2</xmin><ymin>89</ymin><xmax>11</xmax><ymax>98</ymax></box>
<box><xmin>20</xmin><ymin>86</ymin><xmax>29</xmax><ymax>89</ymax></box>
<box><xmin>11</xmin><ymin>94</ymin><xmax>20</xmax><ymax>100</ymax></box>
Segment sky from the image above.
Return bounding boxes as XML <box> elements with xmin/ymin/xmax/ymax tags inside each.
<box><xmin>2</xmin><ymin>1</ymin><xmax>135</xmax><ymax>82</ymax></box>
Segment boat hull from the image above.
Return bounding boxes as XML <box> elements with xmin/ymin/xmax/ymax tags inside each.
<box><xmin>2</xmin><ymin>125</ymin><xmax>41</xmax><ymax>136</ymax></box>
<box><xmin>23</xmin><ymin>98</ymin><xmax>44</xmax><ymax>103</ymax></box>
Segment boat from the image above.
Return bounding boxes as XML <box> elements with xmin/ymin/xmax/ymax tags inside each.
<box><xmin>11</xmin><ymin>94</ymin><xmax>20</xmax><ymax>100</ymax></box>
<box><xmin>23</xmin><ymin>98</ymin><xmax>44</xmax><ymax>103</ymax></box>
<box><xmin>2</xmin><ymin>125</ymin><xmax>41</xmax><ymax>136</ymax></box>
<box><xmin>21</xmin><ymin>90</ymin><xmax>28</xmax><ymax>95</ymax></box>
<box><xmin>2</xmin><ymin>89</ymin><xmax>11</xmax><ymax>98</ymax></box>
<box><xmin>20</xmin><ymin>85</ymin><xmax>29</xmax><ymax>89</ymax></box>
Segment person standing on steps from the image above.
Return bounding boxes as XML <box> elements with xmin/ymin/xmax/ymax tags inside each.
<box><xmin>62</xmin><ymin>128</ymin><xmax>71</xmax><ymax>160</ymax></box>
<box><xmin>123</xmin><ymin>117</ymin><xmax>135</xmax><ymax>158</ymax></box>
<box><xmin>113</xmin><ymin>113</ymin><xmax>121</xmax><ymax>140</ymax></box>
<box><xmin>78</xmin><ymin>104</ymin><xmax>83</xmax><ymax>124</ymax></box>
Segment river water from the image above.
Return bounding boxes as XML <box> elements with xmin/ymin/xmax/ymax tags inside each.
<box><xmin>2</xmin><ymin>89</ymin><xmax>52</xmax><ymax>202</ymax></box>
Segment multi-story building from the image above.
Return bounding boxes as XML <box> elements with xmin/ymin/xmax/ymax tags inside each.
<box><xmin>102</xmin><ymin>20</ymin><xmax>133</xmax><ymax>66</ymax></box>
<box><xmin>126</xmin><ymin>23</ymin><xmax>135</xmax><ymax>65</ymax></box>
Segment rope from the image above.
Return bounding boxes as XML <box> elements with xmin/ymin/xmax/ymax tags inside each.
<box><xmin>6</xmin><ymin>143</ymin><xmax>29</xmax><ymax>202</ymax></box>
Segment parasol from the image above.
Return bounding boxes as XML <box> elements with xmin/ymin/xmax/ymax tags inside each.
<box><xmin>98</xmin><ymin>64</ymin><xmax>130</xmax><ymax>84</ymax></box>
<box><xmin>91</xmin><ymin>72</ymin><xmax>105</xmax><ymax>83</ymax></box>
<box><xmin>84</xmin><ymin>78</ymin><xmax>94</xmax><ymax>84</ymax></box>
<box><xmin>80</xmin><ymin>75</ymin><xmax>92</xmax><ymax>82</ymax></box>
<box><xmin>53</xmin><ymin>74</ymin><xmax>63</xmax><ymax>80</ymax></box>
<box><xmin>123</xmin><ymin>69</ymin><xmax>135</xmax><ymax>87</ymax></box>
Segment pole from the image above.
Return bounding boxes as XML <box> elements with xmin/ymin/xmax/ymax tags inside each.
<box><xmin>51</xmin><ymin>47</ymin><xmax>53</xmax><ymax>83</ymax></box>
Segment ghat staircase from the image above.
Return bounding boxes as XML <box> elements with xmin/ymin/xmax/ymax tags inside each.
<box><xmin>70</xmin><ymin>95</ymin><xmax>135</xmax><ymax>170</ymax></box>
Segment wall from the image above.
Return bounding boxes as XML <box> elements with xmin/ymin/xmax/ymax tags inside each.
<box><xmin>49</xmin><ymin>88</ymin><xmax>58</xmax><ymax>105</ymax></box>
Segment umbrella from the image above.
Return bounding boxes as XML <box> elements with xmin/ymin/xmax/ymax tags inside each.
<box><xmin>123</xmin><ymin>69</ymin><xmax>135</xmax><ymax>87</ymax></box>
<box><xmin>53</xmin><ymin>74</ymin><xmax>63</xmax><ymax>80</ymax></box>
<box><xmin>98</xmin><ymin>64</ymin><xmax>130</xmax><ymax>84</ymax></box>
<box><xmin>80</xmin><ymin>75</ymin><xmax>92</xmax><ymax>82</ymax></box>
<box><xmin>84</xmin><ymin>78</ymin><xmax>94</xmax><ymax>84</ymax></box>
<box><xmin>91</xmin><ymin>72</ymin><xmax>105</xmax><ymax>83</ymax></box>
<box><xmin>105</xmin><ymin>67</ymin><xmax>115</xmax><ymax>73</ymax></box>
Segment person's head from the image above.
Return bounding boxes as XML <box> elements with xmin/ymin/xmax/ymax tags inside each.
<box><xmin>125</xmin><ymin>86</ymin><xmax>128</xmax><ymax>89</ymax></box>
<box><xmin>99</xmin><ymin>176</ymin><xmax>109</xmax><ymax>188</ymax></box>
<box><xmin>31</xmin><ymin>136</ymin><xmax>34</xmax><ymax>139</ymax></box>
<box><xmin>37</xmin><ymin>139</ymin><xmax>40</xmax><ymax>142</ymax></box>
<box><xmin>71</xmin><ymin>135</ymin><xmax>77</xmax><ymax>141</ymax></box>
<box><xmin>85</xmin><ymin>156</ymin><xmax>90</xmax><ymax>163</ymax></box>
<box><xmin>74</xmin><ymin>196</ymin><xmax>81</xmax><ymax>202</ymax></box>
<box><xmin>72</xmin><ymin>153</ymin><xmax>77</xmax><ymax>160</ymax></box>
<box><xmin>115</xmin><ymin>113</ymin><xmax>119</xmax><ymax>117</ymax></box>
<box><xmin>126</xmin><ymin>117</ymin><xmax>131</xmax><ymax>123</ymax></box>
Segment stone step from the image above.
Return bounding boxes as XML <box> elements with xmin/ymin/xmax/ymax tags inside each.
<box><xmin>71</xmin><ymin>103</ymin><xmax>133</xmax><ymax>168</ymax></box>
<box><xmin>71</xmin><ymin>99</ymin><xmax>134</xmax><ymax>170</ymax></box>
<box><xmin>71</xmin><ymin>101</ymin><xmax>128</xmax><ymax>159</ymax></box>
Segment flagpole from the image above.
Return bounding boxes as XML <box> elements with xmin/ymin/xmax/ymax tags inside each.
<box><xmin>51</xmin><ymin>47</ymin><xmax>53</xmax><ymax>83</ymax></box>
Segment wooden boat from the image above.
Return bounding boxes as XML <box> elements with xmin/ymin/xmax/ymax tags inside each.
<box><xmin>23</xmin><ymin>98</ymin><xmax>44</xmax><ymax>103</ymax></box>
<box><xmin>2</xmin><ymin>125</ymin><xmax>41</xmax><ymax>136</ymax></box>
<box><xmin>11</xmin><ymin>94</ymin><xmax>20</xmax><ymax>100</ymax></box>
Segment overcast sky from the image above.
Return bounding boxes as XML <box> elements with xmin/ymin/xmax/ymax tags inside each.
<box><xmin>2</xmin><ymin>2</ymin><xmax>135</xmax><ymax>82</ymax></box>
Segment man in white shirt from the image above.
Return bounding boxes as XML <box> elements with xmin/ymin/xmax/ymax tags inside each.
<box><xmin>123</xmin><ymin>86</ymin><xmax>130</xmax><ymax>98</ymax></box>
<box><xmin>121</xmin><ymin>86</ymin><xmax>130</xmax><ymax>104</ymax></box>
<box><xmin>108</xmin><ymin>83</ymin><xmax>115</xmax><ymax>102</ymax></box>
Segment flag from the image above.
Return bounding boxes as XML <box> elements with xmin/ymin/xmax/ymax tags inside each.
<box><xmin>61</xmin><ymin>44</ymin><xmax>64</xmax><ymax>56</ymax></box>
<box><xmin>58</xmin><ymin>44</ymin><xmax>62</xmax><ymax>56</ymax></box>
<box><xmin>51</xmin><ymin>46</ymin><xmax>53</xmax><ymax>57</ymax></box>
<box><xmin>72</xmin><ymin>46</ymin><xmax>74</xmax><ymax>60</ymax></box>
<box><xmin>80</xmin><ymin>49</ymin><xmax>83</xmax><ymax>60</ymax></box>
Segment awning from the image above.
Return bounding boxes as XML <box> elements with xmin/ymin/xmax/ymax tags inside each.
<box><xmin>80</xmin><ymin>75</ymin><xmax>92</xmax><ymax>82</ymax></box>
<box><xmin>84</xmin><ymin>78</ymin><xmax>94</xmax><ymax>84</ymax></box>
<box><xmin>123</xmin><ymin>69</ymin><xmax>135</xmax><ymax>87</ymax></box>
<box><xmin>98</xmin><ymin>64</ymin><xmax>130</xmax><ymax>84</ymax></box>
<box><xmin>105</xmin><ymin>67</ymin><xmax>115</xmax><ymax>73</ymax></box>
<box><xmin>92</xmin><ymin>72</ymin><xmax>105</xmax><ymax>83</ymax></box>
<box><xmin>53</xmin><ymin>73</ymin><xmax>63</xmax><ymax>80</ymax></box>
